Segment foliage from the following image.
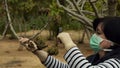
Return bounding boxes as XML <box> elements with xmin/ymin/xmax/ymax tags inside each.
<box><xmin>8</xmin><ymin>33</ymin><xmax>17</xmax><ymax>39</ymax></box>
<box><xmin>29</xmin><ymin>15</ymin><xmax>48</xmax><ymax>30</ymax></box>
<box><xmin>62</xmin><ymin>19</ymin><xmax>83</xmax><ymax>30</ymax></box>
<box><xmin>0</xmin><ymin>20</ymin><xmax>5</xmax><ymax>35</ymax></box>
<box><xmin>117</xmin><ymin>0</ymin><xmax>120</xmax><ymax>16</ymax></box>
<box><xmin>48</xmin><ymin>0</ymin><xmax>65</xmax><ymax>39</ymax></box>
<box><xmin>34</xmin><ymin>37</ymin><xmax>48</xmax><ymax>50</ymax></box>
<box><xmin>47</xmin><ymin>46</ymin><xmax>59</xmax><ymax>55</ymax></box>
<box><xmin>7</xmin><ymin>0</ymin><xmax>36</xmax><ymax>19</ymax></box>
<box><xmin>0</xmin><ymin>0</ymin><xmax>84</xmax><ymax>35</ymax></box>
<box><xmin>49</xmin><ymin>0</ymin><xmax>64</xmax><ymax>16</ymax></box>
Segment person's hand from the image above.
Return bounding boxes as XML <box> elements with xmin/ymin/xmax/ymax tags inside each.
<box><xmin>19</xmin><ymin>37</ymin><xmax>48</xmax><ymax>63</ymax></box>
<box><xmin>57</xmin><ymin>32</ymin><xmax>76</xmax><ymax>50</ymax></box>
<box><xmin>19</xmin><ymin>37</ymin><xmax>38</xmax><ymax>52</ymax></box>
<box><xmin>100</xmin><ymin>40</ymin><xmax>113</xmax><ymax>49</ymax></box>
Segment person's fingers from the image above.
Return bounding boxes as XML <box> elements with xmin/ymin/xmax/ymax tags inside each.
<box><xmin>19</xmin><ymin>37</ymin><xmax>23</xmax><ymax>42</ymax></box>
<box><xmin>19</xmin><ymin>38</ymin><xmax>38</xmax><ymax>52</ymax></box>
<box><xmin>18</xmin><ymin>37</ymin><xmax>24</xmax><ymax>40</ymax></box>
<box><xmin>57</xmin><ymin>32</ymin><xmax>70</xmax><ymax>42</ymax></box>
<box><xmin>19</xmin><ymin>38</ymin><xmax>29</xmax><ymax>44</ymax></box>
<box><xmin>100</xmin><ymin>40</ymin><xmax>111</xmax><ymax>48</ymax></box>
<box><xmin>24</xmin><ymin>42</ymin><xmax>34</xmax><ymax>51</ymax></box>
<box><xmin>29</xmin><ymin>41</ymin><xmax>38</xmax><ymax>49</ymax></box>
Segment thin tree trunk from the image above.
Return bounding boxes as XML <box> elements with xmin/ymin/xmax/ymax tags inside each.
<box><xmin>4</xmin><ymin>0</ymin><xmax>19</xmax><ymax>39</ymax></box>
<box><xmin>2</xmin><ymin>22</ymin><xmax>9</xmax><ymax>39</ymax></box>
<box><xmin>79</xmin><ymin>29</ymin><xmax>86</xmax><ymax>43</ymax></box>
<box><xmin>18</xmin><ymin>22</ymin><xmax>22</xmax><ymax>36</ymax></box>
<box><xmin>4</xmin><ymin>0</ymin><xmax>25</xmax><ymax>51</ymax></box>
<box><xmin>85</xmin><ymin>27</ymin><xmax>91</xmax><ymax>41</ymax></box>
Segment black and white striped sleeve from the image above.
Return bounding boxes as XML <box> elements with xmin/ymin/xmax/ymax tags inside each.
<box><xmin>64</xmin><ymin>47</ymin><xmax>120</xmax><ymax>68</ymax></box>
<box><xmin>44</xmin><ymin>56</ymin><xmax>69</xmax><ymax>68</ymax></box>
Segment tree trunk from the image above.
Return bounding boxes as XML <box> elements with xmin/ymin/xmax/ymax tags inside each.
<box><xmin>2</xmin><ymin>22</ymin><xmax>9</xmax><ymax>39</ymax></box>
<box><xmin>79</xmin><ymin>29</ymin><xmax>86</xmax><ymax>43</ymax></box>
<box><xmin>85</xmin><ymin>27</ymin><xmax>92</xmax><ymax>41</ymax></box>
<box><xmin>4</xmin><ymin>0</ymin><xmax>19</xmax><ymax>39</ymax></box>
<box><xmin>79</xmin><ymin>26</ymin><xmax>92</xmax><ymax>43</ymax></box>
<box><xmin>18</xmin><ymin>22</ymin><xmax>22</xmax><ymax>36</ymax></box>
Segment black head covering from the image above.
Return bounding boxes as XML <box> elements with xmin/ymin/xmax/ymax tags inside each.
<box><xmin>102</xmin><ymin>17</ymin><xmax>120</xmax><ymax>45</ymax></box>
<box><xmin>92</xmin><ymin>18</ymin><xmax>104</xmax><ymax>31</ymax></box>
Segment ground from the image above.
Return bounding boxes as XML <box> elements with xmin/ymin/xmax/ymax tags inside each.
<box><xmin>0</xmin><ymin>30</ymin><xmax>93</xmax><ymax>68</ymax></box>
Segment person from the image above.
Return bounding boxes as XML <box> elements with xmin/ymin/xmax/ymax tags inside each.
<box><xmin>87</xmin><ymin>17</ymin><xmax>115</xmax><ymax>65</ymax></box>
<box><xmin>19</xmin><ymin>17</ymin><xmax>120</xmax><ymax>68</ymax></box>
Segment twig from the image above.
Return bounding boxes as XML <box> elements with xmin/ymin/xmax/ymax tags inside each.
<box><xmin>29</xmin><ymin>20</ymin><xmax>49</xmax><ymax>40</ymax></box>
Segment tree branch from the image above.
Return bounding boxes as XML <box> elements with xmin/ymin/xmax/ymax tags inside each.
<box><xmin>82</xmin><ymin>10</ymin><xmax>95</xmax><ymax>16</ymax></box>
<box><xmin>57</xmin><ymin>0</ymin><xmax>92</xmax><ymax>27</ymax></box>
<box><xmin>71</xmin><ymin>0</ymin><xmax>84</xmax><ymax>16</ymax></box>
<box><xmin>76</xmin><ymin>0</ymin><xmax>82</xmax><ymax>6</ymax></box>
<box><xmin>80</xmin><ymin>0</ymin><xmax>87</xmax><ymax>10</ymax></box>
<box><xmin>89</xmin><ymin>0</ymin><xmax>100</xmax><ymax>18</ymax></box>
<box><xmin>66</xmin><ymin>0</ymin><xmax>75</xmax><ymax>9</ymax></box>
<box><xmin>29</xmin><ymin>20</ymin><xmax>49</xmax><ymax>40</ymax></box>
<box><xmin>89</xmin><ymin>0</ymin><xmax>98</xmax><ymax>3</ymax></box>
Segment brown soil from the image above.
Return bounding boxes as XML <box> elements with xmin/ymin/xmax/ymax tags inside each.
<box><xmin>0</xmin><ymin>30</ymin><xmax>93</xmax><ymax>68</ymax></box>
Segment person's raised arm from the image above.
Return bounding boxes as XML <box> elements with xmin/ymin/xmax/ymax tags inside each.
<box><xmin>19</xmin><ymin>37</ymin><xmax>69</xmax><ymax>68</ymax></box>
<box><xmin>19</xmin><ymin>37</ymin><xmax>48</xmax><ymax>62</ymax></box>
<box><xmin>57</xmin><ymin>32</ymin><xmax>120</xmax><ymax>68</ymax></box>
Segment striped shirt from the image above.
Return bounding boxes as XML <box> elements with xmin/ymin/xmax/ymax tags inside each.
<box><xmin>44</xmin><ymin>47</ymin><xmax>120</xmax><ymax>68</ymax></box>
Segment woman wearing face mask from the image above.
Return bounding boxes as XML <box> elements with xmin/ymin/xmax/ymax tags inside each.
<box><xmin>87</xmin><ymin>17</ymin><xmax>115</xmax><ymax>64</ymax></box>
<box><xmin>19</xmin><ymin>17</ymin><xmax>120</xmax><ymax>68</ymax></box>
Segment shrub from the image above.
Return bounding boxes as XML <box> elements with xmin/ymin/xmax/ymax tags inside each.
<box><xmin>34</xmin><ymin>37</ymin><xmax>48</xmax><ymax>50</ymax></box>
<box><xmin>47</xmin><ymin>46</ymin><xmax>59</xmax><ymax>55</ymax></box>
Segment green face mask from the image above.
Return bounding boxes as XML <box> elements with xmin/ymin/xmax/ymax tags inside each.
<box><xmin>90</xmin><ymin>34</ymin><xmax>103</xmax><ymax>52</ymax></box>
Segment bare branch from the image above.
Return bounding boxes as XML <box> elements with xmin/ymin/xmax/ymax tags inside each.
<box><xmin>29</xmin><ymin>20</ymin><xmax>49</xmax><ymax>40</ymax></box>
<box><xmin>76</xmin><ymin>0</ymin><xmax>82</xmax><ymax>5</ymax></box>
<box><xmin>82</xmin><ymin>10</ymin><xmax>95</xmax><ymax>16</ymax></box>
<box><xmin>66</xmin><ymin>0</ymin><xmax>75</xmax><ymax>9</ymax></box>
<box><xmin>102</xmin><ymin>0</ymin><xmax>107</xmax><ymax>4</ymax></box>
<box><xmin>80</xmin><ymin>0</ymin><xmax>87</xmax><ymax>10</ymax></box>
<box><xmin>71</xmin><ymin>0</ymin><xmax>84</xmax><ymax>16</ymax></box>
<box><xmin>74</xmin><ymin>17</ymin><xmax>93</xmax><ymax>31</ymax></box>
<box><xmin>89</xmin><ymin>0</ymin><xmax>100</xmax><ymax>18</ymax></box>
<box><xmin>70</xmin><ymin>9</ymin><xmax>95</xmax><ymax>16</ymax></box>
<box><xmin>100</xmin><ymin>0</ymin><xmax>108</xmax><ymax>16</ymax></box>
<box><xmin>57</xmin><ymin>0</ymin><xmax>92</xmax><ymax>26</ymax></box>
<box><xmin>67</xmin><ymin>15</ymin><xmax>93</xmax><ymax>32</ymax></box>
<box><xmin>89</xmin><ymin>0</ymin><xmax>98</xmax><ymax>3</ymax></box>
<box><xmin>67</xmin><ymin>8</ymin><xmax>92</xmax><ymax>26</ymax></box>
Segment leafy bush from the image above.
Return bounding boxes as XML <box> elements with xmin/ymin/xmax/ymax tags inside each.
<box><xmin>8</xmin><ymin>34</ymin><xmax>17</xmax><ymax>39</ymax></box>
<box><xmin>34</xmin><ymin>37</ymin><xmax>48</xmax><ymax>50</ymax></box>
<box><xmin>47</xmin><ymin>46</ymin><xmax>59</xmax><ymax>55</ymax></box>
<box><xmin>0</xmin><ymin>18</ymin><xmax>6</xmax><ymax>35</ymax></box>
